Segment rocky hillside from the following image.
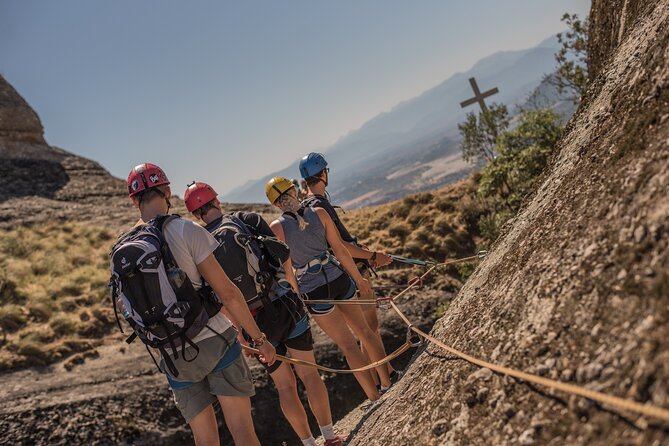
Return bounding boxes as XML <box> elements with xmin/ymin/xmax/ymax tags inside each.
<box><xmin>0</xmin><ymin>75</ymin><xmax>136</xmax><ymax>229</ymax></box>
<box><xmin>0</xmin><ymin>74</ymin><xmax>459</xmax><ymax>444</ymax></box>
<box><xmin>344</xmin><ymin>1</ymin><xmax>669</xmax><ymax>445</ymax></box>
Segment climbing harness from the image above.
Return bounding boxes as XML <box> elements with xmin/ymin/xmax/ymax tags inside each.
<box><xmin>294</xmin><ymin>251</ymin><xmax>340</xmax><ymax>277</ymax></box>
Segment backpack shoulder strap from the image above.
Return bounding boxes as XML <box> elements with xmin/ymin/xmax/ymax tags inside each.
<box><xmin>150</xmin><ymin>214</ymin><xmax>182</xmax><ymax>271</ymax></box>
<box><xmin>224</xmin><ymin>213</ymin><xmax>254</xmax><ymax>235</ymax></box>
<box><xmin>153</xmin><ymin>213</ymin><xmax>181</xmax><ymax>232</ymax></box>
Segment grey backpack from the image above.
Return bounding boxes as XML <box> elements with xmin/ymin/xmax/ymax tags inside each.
<box><xmin>109</xmin><ymin>214</ymin><xmax>221</xmax><ymax>376</ymax></box>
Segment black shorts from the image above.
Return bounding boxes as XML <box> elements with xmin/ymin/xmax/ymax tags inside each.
<box><xmin>302</xmin><ymin>272</ymin><xmax>357</xmax><ymax>316</ymax></box>
<box><xmin>252</xmin><ymin>292</ymin><xmax>314</xmax><ymax>374</ymax></box>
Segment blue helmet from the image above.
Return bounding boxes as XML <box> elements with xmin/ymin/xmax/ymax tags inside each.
<box><xmin>299</xmin><ymin>152</ymin><xmax>328</xmax><ymax>179</ymax></box>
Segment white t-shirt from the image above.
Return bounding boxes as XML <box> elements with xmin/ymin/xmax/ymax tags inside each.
<box><xmin>162</xmin><ymin>217</ymin><xmax>232</xmax><ymax>343</ymax></box>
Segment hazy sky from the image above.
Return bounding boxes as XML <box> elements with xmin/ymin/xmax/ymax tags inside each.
<box><xmin>1</xmin><ymin>0</ymin><xmax>590</xmax><ymax>196</ymax></box>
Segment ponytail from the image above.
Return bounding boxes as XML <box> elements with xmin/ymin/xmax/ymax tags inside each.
<box><xmin>277</xmin><ymin>194</ymin><xmax>308</xmax><ymax>231</ymax></box>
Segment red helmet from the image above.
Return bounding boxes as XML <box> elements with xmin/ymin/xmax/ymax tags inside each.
<box><xmin>184</xmin><ymin>181</ymin><xmax>218</xmax><ymax>212</ymax></box>
<box><xmin>127</xmin><ymin>163</ymin><xmax>170</xmax><ymax>197</ymax></box>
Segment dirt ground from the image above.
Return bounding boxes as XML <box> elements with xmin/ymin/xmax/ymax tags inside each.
<box><xmin>0</xmin><ymin>284</ymin><xmax>450</xmax><ymax>445</ymax></box>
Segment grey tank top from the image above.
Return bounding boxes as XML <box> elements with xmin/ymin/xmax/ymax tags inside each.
<box><xmin>279</xmin><ymin>207</ymin><xmax>344</xmax><ymax>293</ymax></box>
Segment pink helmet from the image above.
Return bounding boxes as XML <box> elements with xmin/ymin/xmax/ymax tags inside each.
<box><xmin>127</xmin><ymin>163</ymin><xmax>170</xmax><ymax>197</ymax></box>
<box><xmin>184</xmin><ymin>181</ymin><xmax>218</xmax><ymax>212</ymax></box>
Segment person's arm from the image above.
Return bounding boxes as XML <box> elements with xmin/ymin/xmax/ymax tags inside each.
<box><xmin>341</xmin><ymin>241</ymin><xmax>393</xmax><ymax>268</ymax></box>
<box><xmin>315</xmin><ymin>201</ymin><xmax>392</xmax><ymax>268</ymax></box>
<box><xmin>197</xmin><ymin>255</ymin><xmax>276</xmax><ymax>364</ymax></box>
<box><xmin>314</xmin><ymin>208</ymin><xmax>372</xmax><ymax>297</ymax></box>
<box><xmin>269</xmin><ymin>220</ymin><xmax>300</xmax><ymax>293</ymax></box>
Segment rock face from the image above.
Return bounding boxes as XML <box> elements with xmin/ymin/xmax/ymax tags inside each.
<box><xmin>0</xmin><ymin>75</ymin><xmax>135</xmax><ymax>228</ymax></box>
<box><xmin>0</xmin><ymin>76</ymin><xmax>46</xmax><ymax>145</ymax></box>
<box><xmin>0</xmin><ymin>76</ymin><xmax>278</xmax><ymax>229</ymax></box>
<box><xmin>347</xmin><ymin>1</ymin><xmax>669</xmax><ymax>445</ymax></box>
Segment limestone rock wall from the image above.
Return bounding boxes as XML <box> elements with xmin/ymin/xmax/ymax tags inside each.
<box><xmin>348</xmin><ymin>1</ymin><xmax>669</xmax><ymax>444</ymax></box>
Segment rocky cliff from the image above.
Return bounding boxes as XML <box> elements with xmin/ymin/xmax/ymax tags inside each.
<box><xmin>346</xmin><ymin>1</ymin><xmax>669</xmax><ymax>444</ymax></box>
<box><xmin>0</xmin><ymin>75</ymin><xmax>135</xmax><ymax>229</ymax></box>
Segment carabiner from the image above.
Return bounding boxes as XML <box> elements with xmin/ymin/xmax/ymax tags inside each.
<box><xmin>375</xmin><ymin>296</ymin><xmax>392</xmax><ymax>310</ymax></box>
<box><xmin>407</xmin><ymin>276</ymin><xmax>423</xmax><ymax>289</ymax></box>
<box><xmin>406</xmin><ymin>326</ymin><xmax>424</xmax><ymax>348</ymax></box>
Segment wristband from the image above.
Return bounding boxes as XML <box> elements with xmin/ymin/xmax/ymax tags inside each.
<box><xmin>370</xmin><ymin>252</ymin><xmax>378</xmax><ymax>263</ymax></box>
<box><xmin>252</xmin><ymin>332</ymin><xmax>267</xmax><ymax>347</ymax></box>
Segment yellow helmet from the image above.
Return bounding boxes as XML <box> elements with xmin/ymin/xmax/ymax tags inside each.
<box><xmin>265</xmin><ymin>176</ymin><xmax>295</xmax><ymax>204</ymax></box>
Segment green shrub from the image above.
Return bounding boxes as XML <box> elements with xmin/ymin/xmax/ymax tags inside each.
<box><xmin>457</xmin><ymin>263</ymin><xmax>477</xmax><ymax>283</ymax></box>
<box><xmin>434</xmin><ymin>302</ymin><xmax>450</xmax><ymax>318</ymax></box>
<box><xmin>478</xmin><ymin>211</ymin><xmax>514</xmax><ymax>243</ymax></box>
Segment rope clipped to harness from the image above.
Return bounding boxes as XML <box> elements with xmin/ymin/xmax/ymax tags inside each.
<box><xmin>243</xmin><ymin>340</ymin><xmax>413</xmax><ymax>374</ymax></box>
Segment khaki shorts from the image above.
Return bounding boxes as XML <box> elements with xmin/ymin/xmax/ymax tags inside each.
<box><xmin>170</xmin><ymin>353</ymin><xmax>255</xmax><ymax>423</ymax></box>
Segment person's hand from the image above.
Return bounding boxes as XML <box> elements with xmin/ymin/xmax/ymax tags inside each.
<box><xmin>372</xmin><ymin>252</ymin><xmax>393</xmax><ymax>268</ymax></box>
<box><xmin>257</xmin><ymin>341</ymin><xmax>276</xmax><ymax>366</ymax></box>
<box><xmin>356</xmin><ymin>278</ymin><xmax>373</xmax><ymax>298</ymax></box>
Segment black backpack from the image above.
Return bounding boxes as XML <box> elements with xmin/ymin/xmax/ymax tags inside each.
<box><xmin>109</xmin><ymin>214</ymin><xmax>222</xmax><ymax>377</ymax></box>
<box><xmin>207</xmin><ymin>214</ymin><xmax>290</xmax><ymax>311</ymax></box>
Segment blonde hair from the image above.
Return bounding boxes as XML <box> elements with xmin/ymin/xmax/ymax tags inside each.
<box><xmin>277</xmin><ymin>193</ymin><xmax>308</xmax><ymax>231</ymax></box>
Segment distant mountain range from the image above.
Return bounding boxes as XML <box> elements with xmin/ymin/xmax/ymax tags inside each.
<box><xmin>223</xmin><ymin>35</ymin><xmax>575</xmax><ymax>206</ymax></box>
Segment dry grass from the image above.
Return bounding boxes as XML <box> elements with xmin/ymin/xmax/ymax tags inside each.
<box><xmin>340</xmin><ymin>176</ymin><xmax>482</xmax><ymax>292</ymax></box>
<box><xmin>0</xmin><ymin>184</ymin><xmax>481</xmax><ymax>371</ymax></box>
<box><xmin>0</xmin><ymin>222</ymin><xmax>114</xmax><ymax>370</ymax></box>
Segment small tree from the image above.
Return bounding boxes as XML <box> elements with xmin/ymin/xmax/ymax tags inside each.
<box><xmin>553</xmin><ymin>13</ymin><xmax>589</xmax><ymax>102</ymax></box>
<box><xmin>458</xmin><ymin>103</ymin><xmax>509</xmax><ymax>163</ymax></box>
<box><xmin>477</xmin><ymin>108</ymin><xmax>564</xmax><ymax>241</ymax></box>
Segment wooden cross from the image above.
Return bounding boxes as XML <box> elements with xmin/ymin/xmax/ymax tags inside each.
<box><xmin>459</xmin><ymin>77</ymin><xmax>499</xmax><ymax>113</ymax></box>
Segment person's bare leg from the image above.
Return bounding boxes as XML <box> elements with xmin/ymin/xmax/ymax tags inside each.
<box><xmin>290</xmin><ymin>348</ymin><xmax>332</xmax><ymax>426</ymax></box>
<box><xmin>188</xmin><ymin>404</ymin><xmax>219</xmax><ymax>446</ymax></box>
<box><xmin>360</xmin><ymin>271</ymin><xmax>396</xmax><ymax>378</ymax></box>
<box><xmin>361</xmin><ymin>305</ymin><xmax>395</xmax><ymax>378</ymax></box>
<box><xmin>338</xmin><ymin>299</ymin><xmax>392</xmax><ymax>388</ymax></box>
<box><xmin>313</xmin><ymin>311</ymin><xmax>380</xmax><ymax>400</ymax></box>
<box><xmin>360</xmin><ymin>304</ymin><xmax>379</xmax><ymax>385</ymax></box>
<box><xmin>269</xmin><ymin>361</ymin><xmax>314</xmax><ymax>440</ymax></box>
<box><xmin>217</xmin><ymin>395</ymin><xmax>260</xmax><ymax>446</ymax></box>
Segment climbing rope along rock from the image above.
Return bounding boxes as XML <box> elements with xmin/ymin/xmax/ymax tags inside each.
<box><xmin>246</xmin><ymin>254</ymin><xmax>669</xmax><ymax>423</ymax></box>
